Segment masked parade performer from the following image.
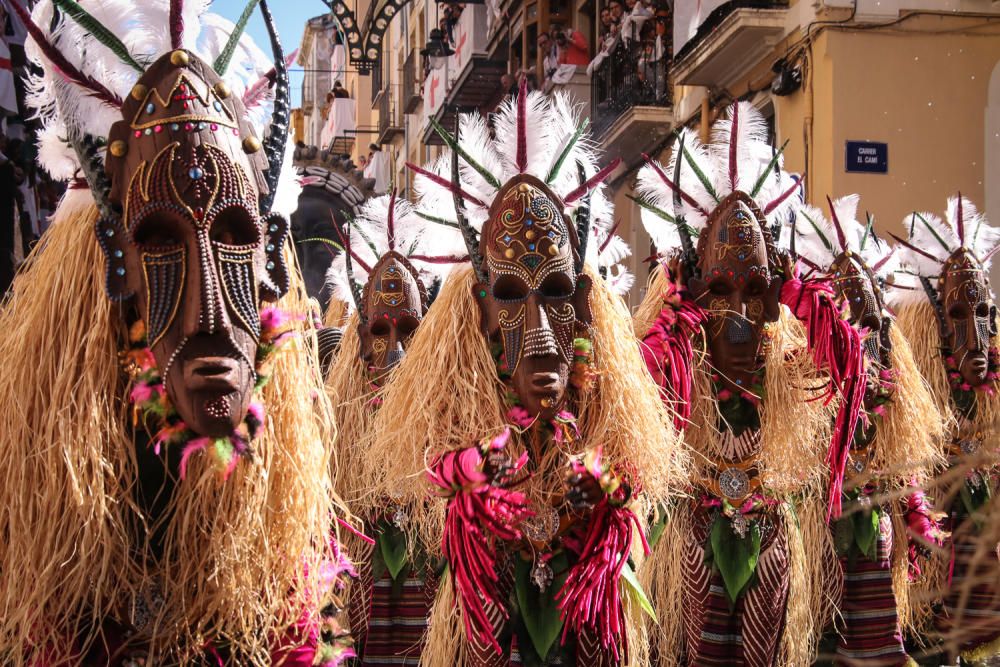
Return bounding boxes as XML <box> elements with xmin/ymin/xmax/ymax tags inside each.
<box><xmin>323</xmin><ymin>191</ymin><xmax>463</xmax><ymax>664</ymax></box>
<box><xmin>0</xmin><ymin>1</ymin><xmax>352</xmax><ymax>664</ymax></box>
<box><xmin>633</xmin><ymin>102</ymin><xmax>869</xmax><ymax>666</ymax></box>
<box><xmin>889</xmin><ymin>196</ymin><xmax>1000</xmax><ymax>662</ymax></box>
<box><xmin>357</xmin><ymin>84</ymin><xmax>685</xmax><ymax>666</ymax></box>
<box><xmin>791</xmin><ymin>196</ymin><xmax>945</xmax><ymax>665</ymax></box>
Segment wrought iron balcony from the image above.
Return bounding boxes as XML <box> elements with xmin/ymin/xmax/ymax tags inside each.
<box><xmin>672</xmin><ymin>0</ymin><xmax>790</xmax><ymax>88</ymax></box>
<box><xmin>402</xmin><ymin>50</ymin><xmax>422</xmax><ymax>114</ymax></box>
<box><xmin>590</xmin><ymin>39</ymin><xmax>672</xmax><ymax>140</ymax></box>
<box><xmin>378</xmin><ymin>89</ymin><xmax>403</xmax><ymax>144</ymax></box>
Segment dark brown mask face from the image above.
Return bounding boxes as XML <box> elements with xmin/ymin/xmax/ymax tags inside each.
<box><xmin>473</xmin><ymin>175</ymin><xmax>592</xmax><ymax>420</ymax></box>
<box><xmin>358</xmin><ymin>252</ymin><xmax>425</xmax><ymax>386</ymax></box>
<box><xmin>940</xmin><ymin>249</ymin><xmax>997</xmax><ymax>387</ymax></box>
<box><xmin>830</xmin><ymin>252</ymin><xmax>890</xmax><ymax>366</ymax></box>
<box><xmin>100</xmin><ymin>50</ymin><xmax>289</xmax><ymax>438</ymax></box>
<box><xmin>688</xmin><ymin>192</ymin><xmax>781</xmax><ymax>394</ymax></box>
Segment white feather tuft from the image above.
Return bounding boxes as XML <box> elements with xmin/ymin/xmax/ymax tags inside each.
<box><xmin>25</xmin><ymin>0</ymin><xmax>277</xmax><ymax>177</ymax></box>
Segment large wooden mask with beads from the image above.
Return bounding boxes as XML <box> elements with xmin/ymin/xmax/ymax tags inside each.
<box><xmin>687</xmin><ymin>191</ymin><xmax>782</xmax><ymax>395</ymax></box>
<box><xmin>99</xmin><ymin>49</ymin><xmax>290</xmax><ymax>438</ymax></box>
<box><xmin>829</xmin><ymin>251</ymin><xmax>891</xmax><ymax>367</ymax></box>
<box><xmin>472</xmin><ymin>174</ymin><xmax>592</xmax><ymax>420</ymax></box>
<box><xmin>358</xmin><ymin>251</ymin><xmax>427</xmax><ymax>386</ymax></box>
<box><xmin>940</xmin><ymin>249</ymin><xmax>997</xmax><ymax>387</ymax></box>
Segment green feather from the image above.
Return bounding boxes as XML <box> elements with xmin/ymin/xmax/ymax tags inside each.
<box><xmin>749</xmin><ymin>140</ymin><xmax>789</xmax><ymax>198</ymax></box>
<box><xmin>347</xmin><ymin>216</ymin><xmax>379</xmax><ymax>256</ymax></box>
<box><xmin>546</xmin><ymin>118</ymin><xmax>589</xmax><ymax>184</ymax></box>
<box><xmin>913</xmin><ymin>212</ymin><xmax>951</xmax><ymax>252</ymax></box>
<box><xmin>629</xmin><ymin>194</ymin><xmax>675</xmax><ymax>224</ymax></box>
<box><xmin>859</xmin><ymin>212</ymin><xmax>874</xmax><ymax>252</ymax></box>
<box><xmin>213</xmin><ymin>0</ymin><xmax>262</xmax><ymax>75</ymax></box>
<box><xmin>681</xmin><ymin>144</ymin><xmax>718</xmax><ymax>203</ymax></box>
<box><xmin>429</xmin><ymin>117</ymin><xmax>501</xmax><ymax>190</ymax></box>
<box><xmin>415</xmin><ymin>210</ymin><xmax>459</xmax><ymax>229</ymax></box>
<box><xmin>53</xmin><ymin>0</ymin><xmax>145</xmax><ymax>72</ymax></box>
<box><xmin>800</xmin><ymin>210</ymin><xmax>833</xmax><ymax>253</ymax></box>
<box><xmin>297</xmin><ymin>236</ymin><xmax>344</xmax><ymax>252</ymax></box>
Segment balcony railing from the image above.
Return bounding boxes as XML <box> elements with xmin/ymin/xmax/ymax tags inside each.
<box><xmin>378</xmin><ymin>89</ymin><xmax>403</xmax><ymax>144</ymax></box>
<box><xmin>590</xmin><ymin>39</ymin><xmax>672</xmax><ymax>139</ymax></box>
<box><xmin>402</xmin><ymin>50</ymin><xmax>422</xmax><ymax>114</ymax></box>
<box><xmin>371</xmin><ymin>60</ymin><xmax>384</xmax><ymax>107</ymax></box>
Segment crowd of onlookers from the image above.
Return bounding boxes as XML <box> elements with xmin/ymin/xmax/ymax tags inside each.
<box><xmin>590</xmin><ymin>0</ymin><xmax>672</xmax><ymax>102</ymax></box>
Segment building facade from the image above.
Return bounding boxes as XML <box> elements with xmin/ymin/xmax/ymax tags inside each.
<box><xmin>292</xmin><ymin>0</ymin><xmax>1000</xmax><ymax>301</ymax></box>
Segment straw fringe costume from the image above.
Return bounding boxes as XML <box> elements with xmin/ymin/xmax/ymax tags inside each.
<box><xmin>323</xmin><ymin>193</ymin><xmax>459</xmax><ymax>664</ymax></box>
<box><xmin>634</xmin><ymin>102</ymin><xmax>867</xmax><ymax>667</ymax></box>
<box><xmin>363</xmin><ymin>85</ymin><xmax>685</xmax><ymax>666</ymax></box>
<box><xmin>0</xmin><ymin>2</ymin><xmax>349</xmax><ymax>664</ymax></box>
<box><xmin>890</xmin><ymin>197</ymin><xmax>1000</xmax><ymax>661</ymax></box>
<box><xmin>791</xmin><ymin>196</ymin><xmax>945</xmax><ymax>666</ymax></box>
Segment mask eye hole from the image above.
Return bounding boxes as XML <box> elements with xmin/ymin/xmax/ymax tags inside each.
<box><xmin>539</xmin><ymin>273</ymin><xmax>574</xmax><ymax>299</ymax></box>
<box><xmin>708</xmin><ymin>279</ymin><xmax>733</xmax><ymax>297</ymax></box>
<box><xmin>211</xmin><ymin>207</ymin><xmax>260</xmax><ymax>247</ymax></box>
<box><xmin>949</xmin><ymin>303</ymin><xmax>971</xmax><ymax>319</ymax></box>
<box><xmin>370</xmin><ymin>319</ymin><xmax>391</xmax><ymax>337</ymax></box>
<box><xmin>744</xmin><ymin>276</ymin><xmax>767</xmax><ymax>298</ymax></box>
<box><xmin>492</xmin><ymin>275</ymin><xmax>530</xmax><ymax>301</ymax></box>
<box><xmin>134</xmin><ymin>212</ymin><xmax>183</xmax><ymax>250</ymax></box>
<box><xmin>860</xmin><ymin>314</ymin><xmax>881</xmax><ymax>333</ymax></box>
<box><xmin>397</xmin><ymin>315</ymin><xmax>420</xmax><ymax>339</ymax></box>
<box><xmin>976</xmin><ymin>303</ymin><xmax>990</xmax><ymax>318</ymax></box>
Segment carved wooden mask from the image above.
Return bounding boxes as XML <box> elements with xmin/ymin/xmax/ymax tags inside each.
<box><xmin>472</xmin><ymin>175</ymin><xmax>592</xmax><ymax>420</ymax></box>
<box><xmin>940</xmin><ymin>249</ymin><xmax>997</xmax><ymax>387</ymax></box>
<box><xmin>687</xmin><ymin>192</ymin><xmax>782</xmax><ymax>394</ymax></box>
<box><xmin>100</xmin><ymin>50</ymin><xmax>290</xmax><ymax>437</ymax></box>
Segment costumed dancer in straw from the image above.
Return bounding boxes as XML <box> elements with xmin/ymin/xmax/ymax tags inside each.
<box><xmin>633</xmin><ymin>101</ymin><xmax>868</xmax><ymax>666</ymax></box>
<box><xmin>0</xmin><ymin>1</ymin><xmax>352</xmax><ymax>664</ymax></box>
<box><xmin>791</xmin><ymin>196</ymin><xmax>945</xmax><ymax>665</ymax></box>
<box><xmin>324</xmin><ymin>191</ymin><xmax>463</xmax><ymax>664</ymax></box>
<box><xmin>362</xmin><ymin>81</ymin><xmax>685</xmax><ymax>666</ymax></box>
<box><xmin>888</xmin><ymin>196</ymin><xmax>1000</xmax><ymax>662</ymax></box>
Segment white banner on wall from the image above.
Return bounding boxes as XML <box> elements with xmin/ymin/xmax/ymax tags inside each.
<box><xmin>673</xmin><ymin>0</ymin><xmax>729</xmax><ymax>55</ymax></box>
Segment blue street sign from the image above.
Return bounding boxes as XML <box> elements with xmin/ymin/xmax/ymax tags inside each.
<box><xmin>845</xmin><ymin>141</ymin><xmax>888</xmax><ymax>174</ymax></box>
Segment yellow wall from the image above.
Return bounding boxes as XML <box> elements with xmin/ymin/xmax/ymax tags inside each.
<box><xmin>778</xmin><ymin>16</ymin><xmax>1000</xmax><ymax>238</ymax></box>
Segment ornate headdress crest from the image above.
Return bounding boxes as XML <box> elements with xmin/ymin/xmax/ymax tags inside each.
<box><xmin>406</xmin><ymin>80</ymin><xmax>621</xmax><ymax>277</ymax></box>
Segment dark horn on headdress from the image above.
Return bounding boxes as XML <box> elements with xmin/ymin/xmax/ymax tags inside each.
<box><xmin>68</xmin><ymin>131</ymin><xmax>116</xmax><ymax>222</ymax></box>
<box><xmin>574</xmin><ymin>161</ymin><xmax>591</xmax><ymax>274</ymax></box>
<box><xmin>257</xmin><ymin>0</ymin><xmax>289</xmax><ymax>216</ymax></box>
<box><xmin>671</xmin><ymin>135</ymin><xmax>697</xmax><ymax>276</ymax></box>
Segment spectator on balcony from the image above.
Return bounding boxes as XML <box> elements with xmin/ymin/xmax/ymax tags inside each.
<box><xmin>332</xmin><ymin>80</ymin><xmax>350</xmax><ymax>99</ymax></box>
<box><xmin>537</xmin><ymin>30</ymin><xmax>560</xmax><ymax>93</ymax></box>
<box><xmin>621</xmin><ymin>0</ymin><xmax>654</xmax><ymax>43</ymax></box>
<box><xmin>609</xmin><ymin>0</ymin><xmax>625</xmax><ymax>24</ymax></box>
<box><xmin>553</xmin><ymin>24</ymin><xmax>588</xmax><ymax>66</ymax></box>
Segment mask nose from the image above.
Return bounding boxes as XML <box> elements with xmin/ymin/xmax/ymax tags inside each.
<box><xmin>726</xmin><ymin>303</ymin><xmax>753</xmax><ymax>345</ymax></box>
<box><xmin>523</xmin><ymin>295</ymin><xmax>560</xmax><ymax>358</ymax></box>
<box><xmin>384</xmin><ymin>347</ymin><xmax>405</xmax><ymax>369</ymax></box>
<box><xmin>183</xmin><ymin>235</ymin><xmax>232</xmax><ymax>338</ymax></box>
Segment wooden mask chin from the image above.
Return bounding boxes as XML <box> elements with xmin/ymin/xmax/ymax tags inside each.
<box><xmin>686</xmin><ymin>192</ymin><xmax>782</xmax><ymax>394</ymax></box>
<box><xmin>472</xmin><ymin>174</ymin><xmax>592</xmax><ymax>421</ymax></box>
<box><xmin>100</xmin><ymin>49</ymin><xmax>290</xmax><ymax>438</ymax></box>
<box><xmin>940</xmin><ymin>249</ymin><xmax>997</xmax><ymax>387</ymax></box>
<box><xmin>357</xmin><ymin>251</ymin><xmax>426</xmax><ymax>386</ymax></box>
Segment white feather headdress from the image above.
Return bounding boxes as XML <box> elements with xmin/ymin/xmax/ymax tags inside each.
<box><xmin>792</xmin><ymin>194</ymin><xmax>900</xmax><ymax>285</ymax></box>
<box><xmin>22</xmin><ymin>0</ymin><xmax>279</xmax><ymax>180</ymax></box>
<box><xmin>635</xmin><ymin>102</ymin><xmax>801</xmax><ymax>258</ymax></box>
<box><xmin>325</xmin><ymin>192</ymin><xmax>462</xmax><ymax>313</ymax></box>
<box><xmin>407</xmin><ymin>83</ymin><xmax>620</xmax><ymax>272</ymax></box>
<box><xmin>889</xmin><ymin>195</ymin><xmax>1000</xmax><ymax>305</ymax></box>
